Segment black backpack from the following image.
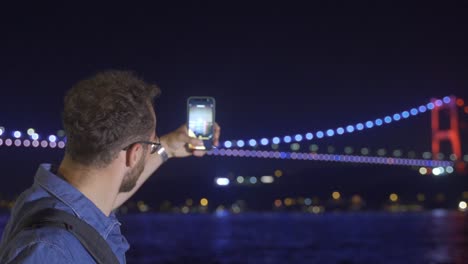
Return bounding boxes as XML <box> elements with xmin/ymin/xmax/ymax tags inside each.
<box><xmin>1</xmin><ymin>208</ymin><xmax>119</xmax><ymax>264</ymax></box>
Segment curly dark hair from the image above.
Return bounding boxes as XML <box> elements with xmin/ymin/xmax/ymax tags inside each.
<box><xmin>62</xmin><ymin>70</ymin><xmax>161</xmax><ymax>167</ymax></box>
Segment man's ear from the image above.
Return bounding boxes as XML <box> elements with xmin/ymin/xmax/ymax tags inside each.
<box><xmin>125</xmin><ymin>143</ymin><xmax>142</xmax><ymax>167</ymax></box>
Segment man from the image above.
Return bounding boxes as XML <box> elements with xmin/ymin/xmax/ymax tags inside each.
<box><xmin>0</xmin><ymin>70</ymin><xmax>220</xmax><ymax>263</ymax></box>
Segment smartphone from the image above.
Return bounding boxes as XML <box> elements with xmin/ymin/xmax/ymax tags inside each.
<box><xmin>187</xmin><ymin>96</ymin><xmax>216</xmax><ymax>150</ymax></box>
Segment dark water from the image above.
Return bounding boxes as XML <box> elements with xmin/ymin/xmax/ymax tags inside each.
<box><xmin>1</xmin><ymin>212</ymin><xmax>467</xmax><ymax>264</ymax></box>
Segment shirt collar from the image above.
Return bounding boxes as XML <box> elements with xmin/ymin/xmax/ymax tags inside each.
<box><xmin>34</xmin><ymin>164</ymin><xmax>119</xmax><ymax>239</ymax></box>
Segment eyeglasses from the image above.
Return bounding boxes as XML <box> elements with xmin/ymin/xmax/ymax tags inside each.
<box><xmin>122</xmin><ymin>139</ymin><xmax>161</xmax><ymax>154</ymax></box>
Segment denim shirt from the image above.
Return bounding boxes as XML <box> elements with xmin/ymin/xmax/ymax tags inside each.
<box><xmin>0</xmin><ymin>164</ymin><xmax>130</xmax><ymax>263</ymax></box>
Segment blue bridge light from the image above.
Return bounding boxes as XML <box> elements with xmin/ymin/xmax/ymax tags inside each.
<box><xmin>294</xmin><ymin>134</ymin><xmax>303</xmax><ymax>142</ymax></box>
<box><xmin>316</xmin><ymin>131</ymin><xmax>324</xmax><ymax>138</ymax></box>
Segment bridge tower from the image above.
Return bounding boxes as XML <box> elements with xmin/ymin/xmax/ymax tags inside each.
<box><xmin>431</xmin><ymin>96</ymin><xmax>464</xmax><ymax>173</ymax></box>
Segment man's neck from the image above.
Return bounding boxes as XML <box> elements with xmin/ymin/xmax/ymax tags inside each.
<box><xmin>58</xmin><ymin>156</ymin><xmax>121</xmax><ymax>217</ymax></box>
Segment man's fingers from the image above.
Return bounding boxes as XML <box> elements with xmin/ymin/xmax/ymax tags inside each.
<box><xmin>193</xmin><ymin>150</ymin><xmax>206</xmax><ymax>157</ymax></box>
<box><xmin>213</xmin><ymin>123</ymin><xmax>221</xmax><ymax>147</ymax></box>
<box><xmin>188</xmin><ymin>137</ymin><xmax>204</xmax><ymax>147</ymax></box>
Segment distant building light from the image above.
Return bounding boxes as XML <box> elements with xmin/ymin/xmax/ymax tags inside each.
<box><xmin>260</xmin><ymin>176</ymin><xmax>274</xmax><ymax>184</ymax></box>
<box><xmin>274</xmin><ymin>199</ymin><xmax>282</xmax><ymax>207</ymax></box>
<box><xmin>200</xmin><ymin>198</ymin><xmax>208</xmax><ymax>207</ymax></box>
<box><xmin>181</xmin><ymin>206</ymin><xmax>190</xmax><ymax>214</ymax></box>
<box><xmin>417</xmin><ymin>193</ymin><xmax>425</xmax><ymax>202</ymax></box>
<box><xmin>459</xmin><ymin>201</ymin><xmax>467</xmax><ymax>212</ymax></box>
<box><xmin>57</xmin><ymin>130</ymin><xmax>66</xmax><ymax>137</ymax></box>
<box><xmin>344</xmin><ymin>147</ymin><xmax>353</xmax><ymax>154</ymax></box>
<box><xmin>274</xmin><ymin>170</ymin><xmax>283</xmax><ymax>177</ymax></box>
<box><xmin>432</xmin><ymin>167</ymin><xmax>443</xmax><ymax>176</ymax></box>
<box><xmin>332</xmin><ymin>191</ymin><xmax>341</xmax><ymax>200</ymax></box>
<box><xmin>27</xmin><ymin>128</ymin><xmax>35</xmax><ymax>136</ymax></box>
<box><xmin>290</xmin><ymin>143</ymin><xmax>300</xmax><ymax>151</ymax></box>
<box><xmin>422</xmin><ymin>152</ymin><xmax>432</xmax><ymax>159</ymax></box>
<box><xmin>445</xmin><ymin>166</ymin><xmax>454</xmax><ymax>174</ymax></box>
<box><xmin>215</xmin><ymin>177</ymin><xmax>230</xmax><ymax>186</ymax></box>
<box><xmin>284</xmin><ymin>198</ymin><xmax>294</xmax><ymax>206</ymax></box>
<box><xmin>236</xmin><ymin>176</ymin><xmax>244</xmax><ymax>183</ymax></box>
<box><xmin>419</xmin><ymin>167</ymin><xmax>428</xmax><ymax>175</ymax></box>
<box><xmin>311</xmin><ymin>206</ymin><xmax>321</xmax><ymax>214</ymax></box>
<box><xmin>449</xmin><ymin>154</ymin><xmax>457</xmax><ymax>161</ymax></box>
<box><xmin>310</xmin><ymin>144</ymin><xmax>319</xmax><ymax>152</ymax></box>
<box><xmin>389</xmin><ymin>193</ymin><xmax>398</xmax><ymax>202</ymax></box>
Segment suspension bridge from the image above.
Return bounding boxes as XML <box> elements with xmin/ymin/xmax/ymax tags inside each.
<box><xmin>0</xmin><ymin>95</ymin><xmax>466</xmax><ymax>175</ymax></box>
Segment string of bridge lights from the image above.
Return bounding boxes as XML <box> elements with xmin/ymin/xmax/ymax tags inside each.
<box><xmin>0</xmin><ymin>96</ymin><xmax>465</xmax><ymax>169</ymax></box>
<box><xmin>0</xmin><ymin>128</ymin><xmax>66</xmax><ymax>149</ymax></box>
<box><xmin>222</xmin><ymin>96</ymin><xmax>462</xmax><ymax>149</ymax></box>
<box><xmin>206</xmin><ymin>148</ymin><xmax>454</xmax><ymax>169</ymax></box>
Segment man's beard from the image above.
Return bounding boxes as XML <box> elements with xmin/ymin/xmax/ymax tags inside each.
<box><xmin>119</xmin><ymin>154</ymin><xmax>145</xmax><ymax>193</ymax></box>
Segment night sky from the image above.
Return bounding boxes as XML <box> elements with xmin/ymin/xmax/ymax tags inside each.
<box><xmin>0</xmin><ymin>2</ymin><xmax>467</xmax><ymax>208</ymax></box>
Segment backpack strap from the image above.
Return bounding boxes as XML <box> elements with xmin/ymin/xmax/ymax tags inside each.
<box><xmin>10</xmin><ymin>208</ymin><xmax>119</xmax><ymax>264</ymax></box>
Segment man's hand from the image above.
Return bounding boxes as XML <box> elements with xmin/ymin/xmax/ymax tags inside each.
<box><xmin>160</xmin><ymin>123</ymin><xmax>221</xmax><ymax>158</ymax></box>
